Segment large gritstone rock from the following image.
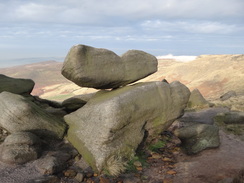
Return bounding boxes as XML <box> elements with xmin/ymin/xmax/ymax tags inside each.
<box><xmin>64</xmin><ymin>81</ymin><xmax>190</xmax><ymax>174</ymax></box>
<box><xmin>61</xmin><ymin>44</ymin><xmax>158</xmax><ymax>89</ymax></box>
<box><xmin>0</xmin><ymin>92</ymin><xmax>67</xmax><ymax>139</ymax></box>
<box><xmin>0</xmin><ymin>74</ymin><xmax>35</xmax><ymax>95</ymax></box>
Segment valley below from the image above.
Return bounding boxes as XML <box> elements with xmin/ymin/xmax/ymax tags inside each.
<box><xmin>0</xmin><ymin>54</ymin><xmax>243</xmax><ymax>102</ymax></box>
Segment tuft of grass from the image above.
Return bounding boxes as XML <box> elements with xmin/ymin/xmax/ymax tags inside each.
<box><xmin>104</xmin><ymin>155</ymin><xmax>127</xmax><ymax>177</ymax></box>
<box><xmin>148</xmin><ymin>139</ymin><xmax>166</xmax><ymax>153</ymax></box>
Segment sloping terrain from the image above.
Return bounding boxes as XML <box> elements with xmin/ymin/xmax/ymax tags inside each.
<box><xmin>0</xmin><ymin>54</ymin><xmax>243</xmax><ymax>101</ymax></box>
<box><xmin>142</xmin><ymin>54</ymin><xmax>244</xmax><ymax>99</ymax></box>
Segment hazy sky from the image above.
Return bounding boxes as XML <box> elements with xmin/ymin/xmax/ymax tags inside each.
<box><xmin>0</xmin><ymin>0</ymin><xmax>243</xmax><ymax>66</ymax></box>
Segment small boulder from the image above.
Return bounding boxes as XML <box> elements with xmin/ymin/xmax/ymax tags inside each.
<box><xmin>187</xmin><ymin>88</ymin><xmax>209</xmax><ymax>109</ymax></box>
<box><xmin>220</xmin><ymin>90</ymin><xmax>237</xmax><ymax>101</ymax></box>
<box><xmin>35</xmin><ymin>152</ymin><xmax>71</xmax><ymax>175</ymax></box>
<box><xmin>0</xmin><ymin>132</ymin><xmax>42</xmax><ymax>164</ymax></box>
<box><xmin>0</xmin><ymin>74</ymin><xmax>35</xmax><ymax>96</ymax></box>
<box><xmin>61</xmin><ymin>44</ymin><xmax>157</xmax><ymax>89</ymax></box>
<box><xmin>174</xmin><ymin>123</ymin><xmax>220</xmax><ymax>154</ymax></box>
<box><xmin>0</xmin><ymin>92</ymin><xmax>67</xmax><ymax>139</ymax></box>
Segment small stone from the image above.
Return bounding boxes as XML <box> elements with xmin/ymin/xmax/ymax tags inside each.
<box><xmin>168</xmin><ymin>165</ymin><xmax>176</xmax><ymax>169</ymax></box>
<box><xmin>162</xmin><ymin>157</ymin><xmax>173</xmax><ymax>162</ymax></box>
<box><xmin>99</xmin><ymin>177</ymin><xmax>111</xmax><ymax>183</ymax></box>
<box><xmin>63</xmin><ymin>169</ymin><xmax>77</xmax><ymax>177</ymax></box>
<box><xmin>166</xmin><ymin>170</ymin><xmax>177</xmax><ymax>175</ymax></box>
<box><xmin>136</xmin><ymin>167</ymin><xmax>143</xmax><ymax>171</ymax></box>
<box><xmin>75</xmin><ymin>173</ymin><xmax>84</xmax><ymax>182</ymax></box>
<box><xmin>151</xmin><ymin>153</ymin><xmax>162</xmax><ymax>159</ymax></box>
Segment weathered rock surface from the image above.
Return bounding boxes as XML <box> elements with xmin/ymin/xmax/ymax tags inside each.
<box><xmin>62</xmin><ymin>92</ymin><xmax>96</xmax><ymax>112</ymax></box>
<box><xmin>64</xmin><ymin>81</ymin><xmax>190</xmax><ymax>174</ymax></box>
<box><xmin>0</xmin><ymin>74</ymin><xmax>35</xmax><ymax>95</ymax></box>
<box><xmin>174</xmin><ymin>123</ymin><xmax>220</xmax><ymax>154</ymax></box>
<box><xmin>187</xmin><ymin>88</ymin><xmax>209</xmax><ymax>109</ymax></box>
<box><xmin>0</xmin><ymin>92</ymin><xmax>67</xmax><ymax>139</ymax></box>
<box><xmin>0</xmin><ymin>132</ymin><xmax>42</xmax><ymax>164</ymax></box>
<box><xmin>61</xmin><ymin>44</ymin><xmax>158</xmax><ymax>89</ymax></box>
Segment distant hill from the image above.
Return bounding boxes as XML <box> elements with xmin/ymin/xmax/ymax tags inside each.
<box><xmin>141</xmin><ymin>54</ymin><xmax>244</xmax><ymax>99</ymax></box>
<box><xmin>0</xmin><ymin>55</ymin><xmax>243</xmax><ymax>101</ymax></box>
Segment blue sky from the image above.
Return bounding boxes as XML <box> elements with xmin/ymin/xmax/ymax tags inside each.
<box><xmin>0</xmin><ymin>0</ymin><xmax>243</xmax><ymax>67</ymax></box>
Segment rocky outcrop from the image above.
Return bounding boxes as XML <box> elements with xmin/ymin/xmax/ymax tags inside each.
<box><xmin>187</xmin><ymin>88</ymin><xmax>209</xmax><ymax>109</ymax></box>
<box><xmin>0</xmin><ymin>92</ymin><xmax>67</xmax><ymax>139</ymax></box>
<box><xmin>0</xmin><ymin>74</ymin><xmax>35</xmax><ymax>96</ymax></box>
<box><xmin>64</xmin><ymin>81</ymin><xmax>190</xmax><ymax>174</ymax></box>
<box><xmin>61</xmin><ymin>44</ymin><xmax>157</xmax><ymax>89</ymax></box>
<box><xmin>174</xmin><ymin>123</ymin><xmax>220</xmax><ymax>154</ymax></box>
<box><xmin>0</xmin><ymin>132</ymin><xmax>42</xmax><ymax>164</ymax></box>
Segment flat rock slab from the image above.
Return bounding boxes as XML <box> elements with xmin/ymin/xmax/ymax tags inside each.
<box><xmin>61</xmin><ymin>44</ymin><xmax>158</xmax><ymax>89</ymax></box>
<box><xmin>180</xmin><ymin>107</ymin><xmax>230</xmax><ymax>125</ymax></box>
<box><xmin>0</xmin><ymin>74</ymin><xmax>35</xmax><ymax>95</ymax></box>
<box><xmin>64</xmin><ymin>81</ymin><xmax>190</xmax><ymax>174</ymax></box>
<box><xmin>0</xmin><ymin>92</ymin><xmax>67</xmax><ymax>139</ymax></box>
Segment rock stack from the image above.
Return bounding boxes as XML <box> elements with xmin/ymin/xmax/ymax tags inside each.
<box><xmin>0</xmin><ymin>44</ymin><xmax>191</xmax><ymax>177</ymax></box>
<box><xmin>62</xmin><ymin>44</ymin><xmax>191</xmax><ymax>175</ymax></box>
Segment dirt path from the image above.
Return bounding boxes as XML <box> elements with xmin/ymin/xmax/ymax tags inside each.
<box><xmin>172</xmin><ymin>130</ymin><xmax>244</xmax><ymax>183</ymax></box>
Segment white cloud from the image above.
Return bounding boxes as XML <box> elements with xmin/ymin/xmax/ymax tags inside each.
<box><xmin>141</xmin><ymin>20</ymin><xmax>242</xmax><ymax>34</ymax></box>
<box><xmin>157</xmin><ymin>54</ymin><xmax>197</xmax><ymax>62</ymax></box>
<box><xmin>0</xmin><ymin>0</ymin><xmax>243</xmax><ymax>24</ymax></box>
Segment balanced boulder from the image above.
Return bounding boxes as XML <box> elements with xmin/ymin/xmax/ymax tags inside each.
<box><xmin>61</xmin><ymin>44</ymin><xmax>157</xmax><ymax>89</ymax></box>
<box><xmin>64</xmin><ymin>81</ymin><xmax>190</xmax><ymax>174</ymax></box>
<box><xmin>0</xmin><ymin>92</ymin><xmax>67</xmax><ymax>139</ymax></box>
<box><xmin>0</xmin><ymin>74</ymin><xmax>35</xmax><ymax>96</ymax></box>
